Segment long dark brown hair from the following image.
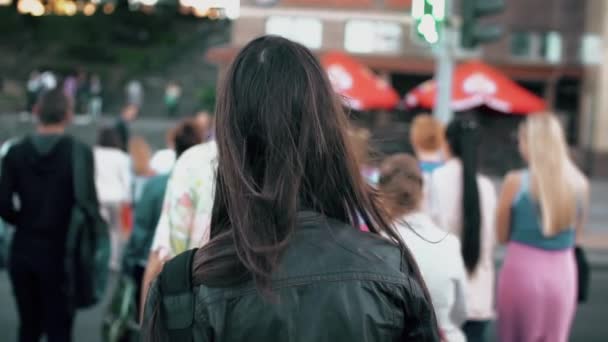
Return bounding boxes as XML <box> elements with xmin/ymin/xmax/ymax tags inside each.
<box><xmin>446</xmin><ymin>118</ymin><xmax>482</xmax><ymax>274</ymax></box>
<box><xmin>145</xmin><ymin>35</ymin><xmax>437</xmax><ymax>339</ymax></box>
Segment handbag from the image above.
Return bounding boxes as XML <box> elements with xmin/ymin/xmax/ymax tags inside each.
<box><xmin>575</xmin><ymin>245</ymin><xmax>590</xmax><ymax>303</ymax></box>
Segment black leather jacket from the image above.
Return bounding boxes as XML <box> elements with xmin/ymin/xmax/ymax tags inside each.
<box><xmin>145</xmin><ymin>212</ymin><xmax>440</xmax><ymax>341</ymax></box>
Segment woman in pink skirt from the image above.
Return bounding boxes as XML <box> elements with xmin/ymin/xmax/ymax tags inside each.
<box><xmin>496</xmin><ymin>113</ymin><xmax>589</xmax><ymax>342</ymax></box>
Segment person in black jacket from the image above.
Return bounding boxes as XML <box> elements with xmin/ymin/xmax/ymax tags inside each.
<box><xmin>143</xmin><ymin>36</ymin><xmax>440</xmax><ymax>342</ymax></box>
<box><xmin>0</xmin><ymin>89</ymin><xmax>94</xmax><ymax>342</ymax></box>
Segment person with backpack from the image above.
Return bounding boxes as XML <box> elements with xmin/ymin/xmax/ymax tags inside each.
<box><xmin>142</xmin><ymin>36</ymin><xmax>439</xmax><ymax>342</ymax></box>
<box><xmin>0</xmin><ymin>89</ymin><xmax>104</xmax><ymax>342</ymax></box>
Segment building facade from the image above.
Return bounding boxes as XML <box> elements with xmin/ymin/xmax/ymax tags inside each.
<box><xmin>208</xmin><ymin>0</ymin><xmax>607</xmax><ymax>165</ymax></box>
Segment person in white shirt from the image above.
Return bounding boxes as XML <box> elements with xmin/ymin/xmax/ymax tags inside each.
<box><xmin>140</xmin><ymin>140</ymin><xmax>218</xmax><ymax>314</ymax></box>
<box><xmin>426</xmin><ymin>117</ymin><xmax>497</xmax><ymax>342</ymax></box>
<box><xmin>379</xmin><ymin>153</ymin><xmax>467</xmax><ymax>342</ymax></box>
<box><xmin>149</xmin><ymin>129</ymin><xmax>177</xmax><ymax>175</ymax></box>
<box><xmin>94</xmin><ymin>126</ymin><xmax>132</xmax><ymax>270</ymax></box>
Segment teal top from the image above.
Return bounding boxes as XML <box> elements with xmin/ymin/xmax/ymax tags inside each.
<box><xmin>419</xmin><ymin>160</ymin><xmax>443</xmax><ymax>174</ymax></box>
<box><xmin>122</xmin><ymin>173</ymin><xmax>170</xmax><ymax>271</ymax></box>
<box><xmin>509</xmin><ymin>170</ymin><xmax>575</xmax><ymax>250</ymax></box>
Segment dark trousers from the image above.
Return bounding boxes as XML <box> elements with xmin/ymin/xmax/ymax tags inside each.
<box><xmin>132</xmin><ymin>265</ymin><xmax>145</xmax><ymax>319</ymax></box>
<box><xmin>9</xmin><ymin>252</ymin><xmax>74</xmax><ymax>342</ymax></box>
<box><xmin>463</xmin><ymin>320</ymin><xmax>490</xmax><ymax>342</ymax></box>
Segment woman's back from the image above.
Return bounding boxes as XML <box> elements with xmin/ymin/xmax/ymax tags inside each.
<box><xmin>147</xmin><ymin>212</ymin><xmax>437</xmax><ymax>342</ymax></box>
<box><xmin>496</xmin><ymin>114</ymin><xmax>588</xmax><ymax>342</ymax></box>
<box><xmin>510</xmin><ymin>171</ymin><xmax>575</xmax><ymax>250</ymax></box>
<box><xmin>396</xmin><ymin>213</ymin><xmax>467</xmax><ymax>342</ymax></box>
<box><xmin>143</xmin><ymin>36</ymin><xmax>438</xmax><ymax>342</ymax></box>
<box><xmin>427</xmin><ymin>159</ymin><xmax>496</xmax><ymax>320</ymax></box>
<box><xmin>94</xmin><ymin>146</ymin><xmax>131</xmax><ymax>204</ymax></box>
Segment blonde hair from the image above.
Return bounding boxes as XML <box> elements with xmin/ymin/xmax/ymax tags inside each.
<box><xmin>128</xmin><ymin>136</ymin><xmax>152</xmax><ymax>176</ymax></box>
<box><xmin>522</xmin><ymin>113</ymin><xmax>584</xmax><ymax>236</ymax></box>
<box><xmin>410</xmin><ymin>114</ymin><xmax>445</xmax><ymax>153</ymax></box>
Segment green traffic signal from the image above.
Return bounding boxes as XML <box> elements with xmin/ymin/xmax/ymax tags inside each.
<box><xmin>461</xmin><ymin>0</ymin><xmax>505</xmax><ymax>49</ymax></box>
<box><xmin>412</xmin><ymin>0</ymin><xmax>445</xmax><ymax>45</ymax></box>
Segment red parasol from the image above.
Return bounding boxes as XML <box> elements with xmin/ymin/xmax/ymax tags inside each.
<box><xmin>405</xmin><ymin>60</ymin><xmax>546</xmax><ymax>114</ymax></box>
<box><xmin>321</xmin><ymin>51</ymin><xmax>400</xmax><ymax>111</ymax></box>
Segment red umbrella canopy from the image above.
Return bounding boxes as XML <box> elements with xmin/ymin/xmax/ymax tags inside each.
<box><xmin>405</xmin><ymin>60</ymin><xmax>546</xmax><ymax>114</ymax></box>
<box><xmin>321</xmin><ymin>51</ymin><xmax>400</xmax><ymax>111</ymax></box>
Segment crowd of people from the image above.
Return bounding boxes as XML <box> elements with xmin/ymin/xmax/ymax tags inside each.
<box><xmin>25</xmin><ymin>69</ymin><xmax>186</xmax><ymax>120</ymax></box>
<box><xmin>25</xmin><ymin>69</ymin><xmax>104</xmax><ymax>119</ymax></box>
<box><xmin>0</xmin><ymin>36</ymin><xmax>591</xmax><ymax>342</ymax></box>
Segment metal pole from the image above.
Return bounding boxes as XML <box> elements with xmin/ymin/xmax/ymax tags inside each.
<box><xmin>433</xmin><ymin>1</ymin><xmax>454</xmax><ymax>124</ymax></box>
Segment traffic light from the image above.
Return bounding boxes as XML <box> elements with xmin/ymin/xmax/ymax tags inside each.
<box><xmin>461</xmin><ymin>0</ymin><xmax>505</xmax><ymax>49</ymax></box>
<box><xmin>412</xmin><ymin>0</ymin><xmax>446</xmax><ymax>45</ymax></box>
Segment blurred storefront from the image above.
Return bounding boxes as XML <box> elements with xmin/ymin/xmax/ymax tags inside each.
<box><xmin>207</xmin><ymin>0</ymin><xmax>607</xmax><ymax>173</ymax></box>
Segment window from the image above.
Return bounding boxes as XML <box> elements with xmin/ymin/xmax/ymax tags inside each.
<box><xmin>580</xmin><ymin>34</ymin><xmax>601</xmax><ymax>65</ymax></box>
<box><xmin>510</xmin><ymin>31</ymin><xmax>538</xmax><ymax>58</ymax></box>
<box><xmin>344</xmin><ymin>20</ymin><xmax>402</xmax><ymax>54</ymax></box>
<box><xmin>265</xmin><ymin>17</ymin><xmax>323</xmax><ymax>49</ymax></box>
<box><xmin>511</xmin><ymin>31</ymin><xmax>562</xmax><ymax>63</ymax></box>
<box><xmin>541</xmin><ymin>31</ymin><xmax>562</xmax><ymax>64</ymax></box>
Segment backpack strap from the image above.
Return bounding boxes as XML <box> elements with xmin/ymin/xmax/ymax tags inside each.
<box><xmin>159</xmin><ymin>248</ymin><xmax>198</xmax><ymax>341</ymax></box>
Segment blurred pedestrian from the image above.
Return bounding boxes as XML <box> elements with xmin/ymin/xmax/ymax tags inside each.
<box><xmin>164</xmin><ymin>81</ymin><xmax>181</xmax><ymax>118</ymax></box>
<box><xmin>427</xmin><ymin>118</ymin><xmax>497</xmax><ymax>342</ymax></box>
<box><xmin>26</xmin><ymin>70</ymin><xmax>42</xmax><ymax>113</ymax></box>
<box><xmin>410</xmin><ymin>114</ymin><xmax>446</xmax><ymax>212</ymax></box>
<box><xmin>75</xmin><ymin>69</ymin><xmax>89</xmax><ymax>114</ymax></box>
<box><xmin>140</xmin><ymin>137</ymin><xmax>217</xmax><ymax>315</ymax></box>
<box><xmin>88</xmin><ymin>73</ymin><xmax>103</xmax><ymax>119</ymax></box>
<box><xmin>63</xmin><ymin>71</ymin><xmax>77</xmax><ymax>105</ymax></box>
<box><xmin>0</xmin><ymin>89</ymin><xmax>98</xmax><ymax>342</ymax></box>
<box><xmin>142</xmin><ymin>35</ymin><xmax>440</xmax><ymax>341</ymax></box>
<box><xmin>371</xmin><ymin>111</ymin><xmax>410</xmax><ymax>155</ymax></box>
<box><xmin>194</xmin><ymin>110</ymin><xmax>214</xmax><ymax>141</ymax></box>
<box><xmin>126</xmin><ymin>80</ymin><xmax>144</xmax><ymax>108</ymax></box>
<box><xmin>149</xmin><ymin>128</ymin><xmax>177</xmax><ymax>175</ymax></box>
<box><xmin>380</xmin><ymin>153</ymin><xmax>467</xmax><ymax>342</ymax></box>
<box><xmin>129</xmin><ymin>136</ymin><xmax>155</xmax><ymax>207</ymax></box>
<box><xmin>94</xmin><ymin>127</ymin><xmax>132</xmax><ymax>271</ymax></box>
<box><xmin>40</xmin><ymin>71</ymin><xmax>57</xmax><ymax>92</ymax></box>
<box><xmin>122</xmin><ymin>119</ymin><xmax>203</xmax><ymax>318</ymax></box>
<box><xmin>410</xmin><ymin>114</ymin><xmax>445</xmax><ymax>173</ymax></box>
<box><xmin>496</xmin><ymin>113</ymin><xmax>589</xmax><ymax>342</ymax></box>
<box><xmin>349</xmin><ymin>126</ymin><xmax>378</xmax><ymax>184</ymax></box>
<box><xmin>115</xmin><ymin>104</ymin><xmax>139</xmax><ymax>152</ymax></box>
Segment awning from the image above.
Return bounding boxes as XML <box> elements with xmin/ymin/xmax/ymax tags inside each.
<box><xmin>321</xmin><ymin>51</ymin><xmax>400</xmax><ymax>111</ymax></box>
<box><xmin>405</xmin><ymin>60</ymin><xmax>547</xmax><ymax>114</ymax></box>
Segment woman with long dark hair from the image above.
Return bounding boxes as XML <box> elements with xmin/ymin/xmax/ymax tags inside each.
<box><xmin>427</xmin><ymin>118</ymin><xmax>497</xmax><ymax>342</ymax></box>
<box><xmin>142</xmin><ymin>36</ymin><xmax>439</xmax><ymax>341</ymax></box>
